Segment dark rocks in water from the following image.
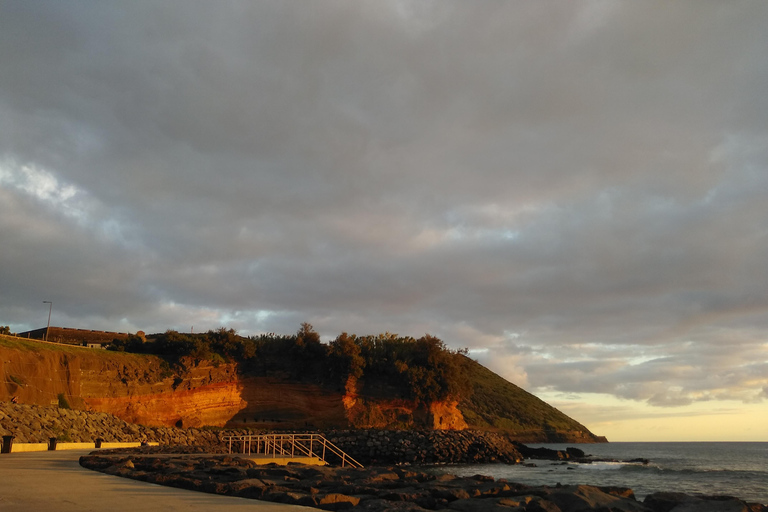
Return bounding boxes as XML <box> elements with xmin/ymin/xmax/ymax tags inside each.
<box><xmin>513</xmin><ymin>442</ymin><xmax>570</xmax><ymax>461</ymax></box>
<box><xmin>78</xmin><ymin>451</ymin><xmax>768</xmax><ymax>512</ymax></box>
<box><xmin>644</xmin><ymin>492</ymin><xmax>758</xmax><ymax>512</ymax></box>
<box><xmin>545</xmin><ymin>485</ymin><xmax>648</xmax><ymax>512</ymax></box>
<box><xmin>512</xmin><ymin>441</ymin><xmax>651</xmax><ymax>468</ymax></box>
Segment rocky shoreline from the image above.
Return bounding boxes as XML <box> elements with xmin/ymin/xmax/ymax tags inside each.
<box><xmin>2</xmin><ymin>402</ymin><xmax>766</xmax><ymax>511</ymax></box>
<box><xmin>80</xmin><ymin>447</ymin><xmax>766</xmax><ymax>512</ymax></box>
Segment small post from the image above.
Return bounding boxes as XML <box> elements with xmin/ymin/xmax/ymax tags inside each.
<box><xmin>95</xmin><ymin>438</ymin><xmax>103</xmax><ymax>448</ymax></box>
<box><xmin>48</xmin><ymin>437</ymin><xmax>57</xmax><ymax>451</ymax></box>
<box><xmin>1</xmin><ymin>435</ymin><xmax>14</xmax><ymax>454</ymax></box>
<box><xmin>43</xmin><ymin>301</ymin><xmax>53</xmax><ymax>341</ymax></box>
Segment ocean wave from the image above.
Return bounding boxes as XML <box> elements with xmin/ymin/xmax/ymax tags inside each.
<box><xmin>614</xmin><ymin>464</ymin><xmax>766</xmax><ymax>479</ymax></box>
<box><xmin>572</xmin><ymin>461</ymin><xmax>643</xmax><ymax>471</ymax></box>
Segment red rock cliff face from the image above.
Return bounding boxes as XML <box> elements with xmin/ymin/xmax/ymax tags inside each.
<box><xmin>341</xmin><ymin>377</ymin><xmax>467</xmax><ymax>430</ymax></box>
<box><xmin>0</xmin><ymin>341</ymin><xmax>454</xmax><ymax>430</ymax></box>
<box><xmin>1</xmin><ymin>339</ymin><xmax>602</xmax><ymax>441</ymax></box>
<box><xmin>0</xmin><ymin>343</ymin><xmax>246</xmax><ymax>427</ymax></box>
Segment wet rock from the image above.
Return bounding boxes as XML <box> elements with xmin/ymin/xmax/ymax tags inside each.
<box><xmin>544</xmin><ymin>485</ymin><xmax>649</xmax><ymax>512</ymax></box>
<box><xmin>75</xmin><ymin>451</ymin><xmax>768</xmax><ymax>512</ymax></box>
<box><xmin>644</xmin><ymin>493</ymin><xmax>756</xmax><ymax>512</ymax></box>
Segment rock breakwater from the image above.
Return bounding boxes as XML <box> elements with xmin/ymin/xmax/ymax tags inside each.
<box><xmin>80</xmin><ymin>450</ymin><xmax>767</xmax><ymax>512</ymax></box>
<box><xmin>0</xmin><ymin>401</ymin><xmax>221</xmax><ymax>447</ymax></box>
<box><xmin>321</xmin><ymin>429</ymin><xmax>523</xmax><ymax>465</ymax></box>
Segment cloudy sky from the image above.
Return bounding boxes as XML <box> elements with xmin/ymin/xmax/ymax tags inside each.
<box><xmin>2</xmin><ymin>1</ymin><xmax>767</xmax><ymax>441</ymax></box>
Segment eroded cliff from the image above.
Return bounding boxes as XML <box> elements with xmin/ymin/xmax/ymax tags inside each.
<box><xmin>0</xmin><ymin>336</ymin><xmax>604</xmax><ymax>441</ymax></box>
<box><xmin>0</xmin><ymin>337</ymin><xmax>454</xmax><ymax>431</ymax></box>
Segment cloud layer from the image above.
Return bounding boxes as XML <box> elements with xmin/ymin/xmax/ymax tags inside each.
<box><xmin>2</xmin><ymin>1</ymin><xmax>767</xmax><ymax>436</ymax></box>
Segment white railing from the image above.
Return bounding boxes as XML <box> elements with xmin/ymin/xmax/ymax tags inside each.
<box><xmin>223</xmin><ymin>433</ymin><xmax>363</xmax><ymax>469</ymax></box>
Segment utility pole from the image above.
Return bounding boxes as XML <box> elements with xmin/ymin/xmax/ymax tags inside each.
<box><xmin>43</xmin><ymin>301</ymin><xmax>52</xmax><ymax>341</ymax></box>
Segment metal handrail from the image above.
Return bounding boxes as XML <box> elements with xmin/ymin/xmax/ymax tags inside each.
<box><xmin>223</xmin><ymin>433</ymin><xmax>363</xmax><ymax>468</ymax></box>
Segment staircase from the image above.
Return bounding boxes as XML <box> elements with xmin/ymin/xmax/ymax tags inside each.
<box><xmin>223</xmin><ymin>433</ymin><xmax>364</xmax><ymax>468</ymax></box>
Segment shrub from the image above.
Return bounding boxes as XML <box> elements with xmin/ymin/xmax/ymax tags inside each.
<box><xmin>57</xmin><ymin>393</ymin><xmax>71</xmax><ymax>409</ymax></box>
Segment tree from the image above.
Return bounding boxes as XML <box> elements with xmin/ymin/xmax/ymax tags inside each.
<box><xmin>107</xmin><ymin>335</ymin><xmax>145</xmax><ymax>352</ymax></box>
<box><xmin>289</xmin><ymin>323</ymin><xmax>328</xmax><ymax>379</ymax></box>
<box><xmin>328</xmin><ymin>332</ymin><xmax>365</xmax><ymax>382</ymax></box>
<box><xmin>296</xmin><ymin>322</ymin><xmax>321</xmax><ymax>345</ymax></box>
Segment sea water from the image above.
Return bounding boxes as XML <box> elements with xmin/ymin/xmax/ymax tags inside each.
<box><xmin>426</xmin><ymin>442</ymin><xmax>768</xmax><ymax>505</ymax></box>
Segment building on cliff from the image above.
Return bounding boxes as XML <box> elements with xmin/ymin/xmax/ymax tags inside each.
<box><xmin>16</xmin><ymin>326</ymin><xmax>130</xmax><ymax>348</ymax></box>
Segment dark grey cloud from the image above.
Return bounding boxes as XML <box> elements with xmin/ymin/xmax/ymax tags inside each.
<box><xmin>2</xmin><ymin>1</ymin><xmax>767</xmax><ymax>427</ymax></box>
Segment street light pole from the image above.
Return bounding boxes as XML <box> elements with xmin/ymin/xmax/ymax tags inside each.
<box><xmin>43</xmin><ymin>301</ymin><xmax>52</xmax><ymax>341</ymax></box>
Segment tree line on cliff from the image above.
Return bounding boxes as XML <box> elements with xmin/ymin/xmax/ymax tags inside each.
<box><xmin>107</xmin><ymin>323</ymin><xmax>471</xmax><ymax>407</ymax></box>
<box><xmin>105</xmin><ymin>324</ymin><xmax>598</xmax><ymax>437</ymax></box>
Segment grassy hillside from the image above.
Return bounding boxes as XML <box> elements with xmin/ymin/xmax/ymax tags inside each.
<box><xmin>0</xmin><ymin>334</ymin><xmax>157</xmax><ymax>364</ymax></box>
<box><xmin>459</xmin><ymin>356</ymin><xmax>597</xmax><ymax>438</ymax></box>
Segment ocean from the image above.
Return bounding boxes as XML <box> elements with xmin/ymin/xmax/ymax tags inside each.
<box><xmin>426</xmin><ymin>442</ymin><xmax>768</xmax><ymax>505</ymax></box>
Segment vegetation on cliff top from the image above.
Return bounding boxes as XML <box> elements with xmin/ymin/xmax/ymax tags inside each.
<box><xmin>108</xmin><ymin>324</ymin><xmax>470</xmax><ymax>407</ymax></box>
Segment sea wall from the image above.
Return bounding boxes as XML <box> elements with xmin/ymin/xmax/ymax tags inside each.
<box><xmin>319</xmin><ymin>429</ymin><xmax>523</xmax><ymax>465</ymax></box>
<box><xmin>0</xmin><ymin>401</ymin><xmax>522</xmax><ymax>466</ymax></box>
<box><xmin>0</xmin><ymin>401</ymin><xmax>222</xmax><ymax>446</ymax></box>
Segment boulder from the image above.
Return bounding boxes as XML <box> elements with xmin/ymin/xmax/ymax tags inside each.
<box><xmin>545</xmin><ymin>485</ymin><xmax>649</xmax><ymax>512</ymax></box>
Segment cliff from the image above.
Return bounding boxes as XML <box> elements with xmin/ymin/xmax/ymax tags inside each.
<box><xmin>0</xmin><ymin>335</ymin><xmax>604</xmax><ymax>442</ymax></box>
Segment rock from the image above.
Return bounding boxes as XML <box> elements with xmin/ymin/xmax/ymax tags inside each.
<box><xmin>644</xmin><ymin>493</ymin><xmax>752</xmax><ymax>512</ymax></box>
<box><xmin>497</xmin><ymin>496</ymin><xmax>536</xmax><ymax>507</ymax></box>
<box><xmin>431</xmin><ymin>487</ymin><xmax>472</xmax><ymax>502</ymax></box>
<box><xmin>525</xmin><ymin>500</ymin><xmax>563</xmax><ymax>512</ymax></box>
<box><xmin>447</xmin><ymin>497</ymin><xmax>524</xmax><ymax>512</ymax></box>
<box><xmin>545</xmin><ymin>485</ymin><xmax>649</xmax><ymax>512</ymax></box>
<box><xmin>600</xmin><ymin>487</ymin><xmax>637</xmax><ymax>500</ymax></box>
<box><xmin>356</xmin><ymin>499</ymin><xmax>430</xmax><ymax>511</ymax></box>
<box><xmin>76</xmin><ymin>452</ymin><xmax>766</xmax><ymax>512</ymax></box>
<box><xmin>365</xmin><ymin>471</ymin><xmax>400</xmax><ymax>483</ymax></box>
<box><xmin>644</xmin><ymin>492</ymin><xmax>701</xmax><ymax>512</ymax></box>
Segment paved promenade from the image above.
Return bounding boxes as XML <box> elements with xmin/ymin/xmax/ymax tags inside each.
<box><xmin>0</xmin><ymin>450</ymin><xmax>318</xmax><ymax>511</ymax></box>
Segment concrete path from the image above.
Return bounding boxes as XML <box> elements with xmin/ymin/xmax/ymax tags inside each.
<box><xmin>0</xmin><ymin>450</ymin><xmax>318</xmax><ymax>511</ymax></box>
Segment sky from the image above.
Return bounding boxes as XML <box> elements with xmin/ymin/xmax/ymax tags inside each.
<box><xmin>1</xmin><ymin>1</ymin><xmax>767</xmax><ymax>442</ymax></box>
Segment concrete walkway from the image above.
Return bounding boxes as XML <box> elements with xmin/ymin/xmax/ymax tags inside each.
<box><xmin>0</xmin><ymin>450</ymin><xmax>318</xmax><ymax>511</ymax></box>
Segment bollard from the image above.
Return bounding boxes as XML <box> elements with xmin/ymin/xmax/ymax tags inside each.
<box><xmin>95</xmin><ymin>438</ymin><xmax>103</xmax><ymax>449</ymax></box>
<box><xmin>48</xmin><ymin>437</ymin><xmax>57</xmax><ymax>451</ymax></box>
<box><xmin>1</xmin><ymin>435</ymin><xmax>14</xmax><ymax>454</ymax></box>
